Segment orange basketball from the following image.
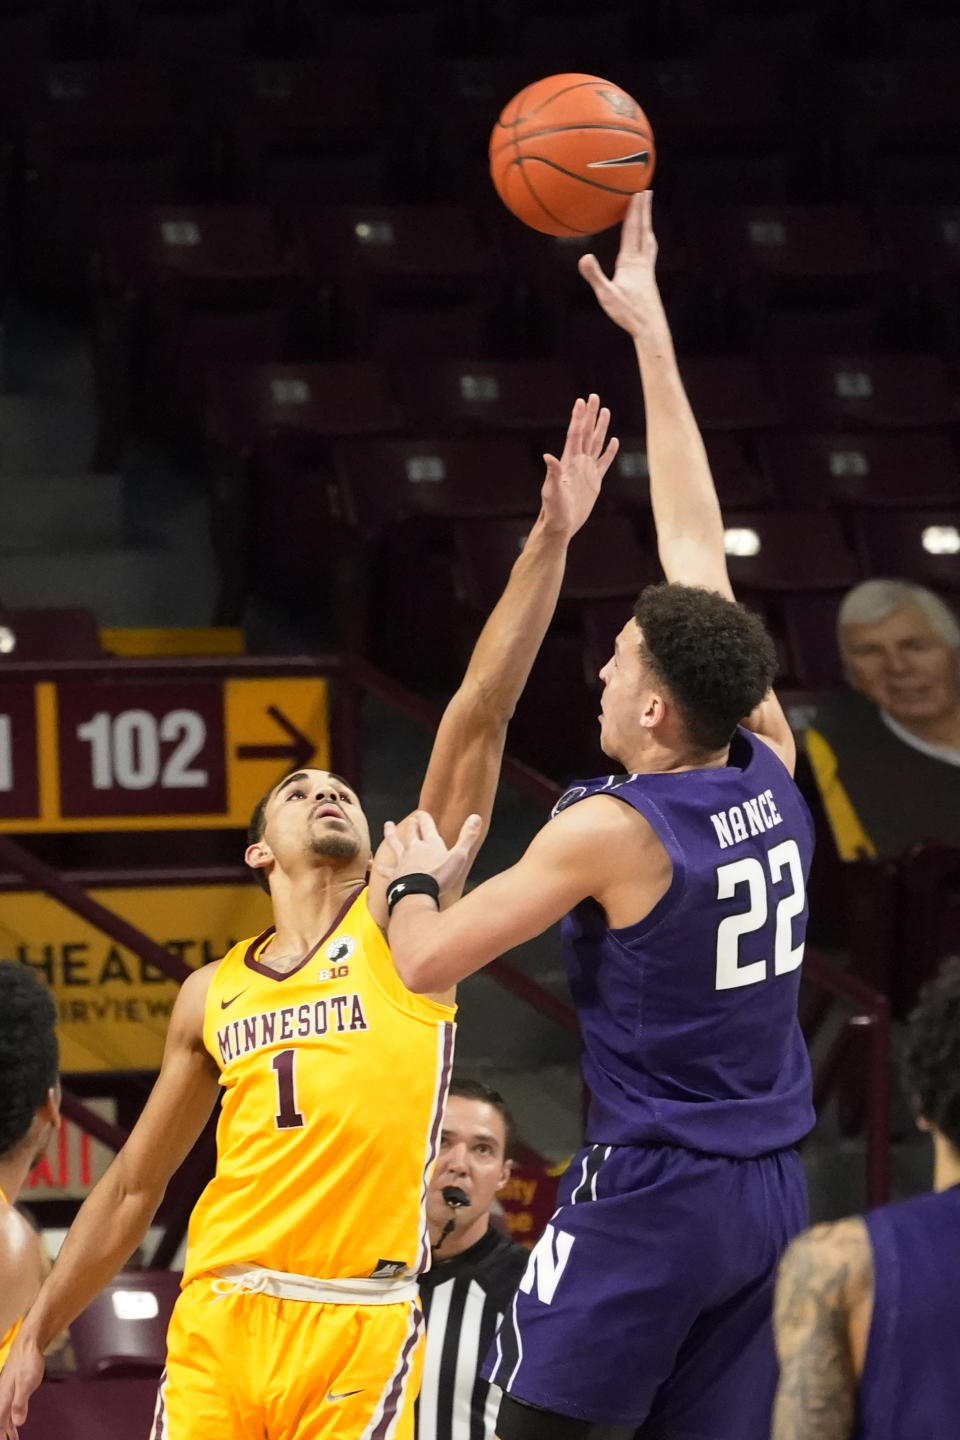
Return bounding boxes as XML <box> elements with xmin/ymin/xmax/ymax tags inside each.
<box><xmin>489</xmin><ymin>73</ymin><xmax>656</xmax><ymax>237</ymax></box>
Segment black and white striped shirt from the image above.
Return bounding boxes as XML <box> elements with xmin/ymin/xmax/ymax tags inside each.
<box><xmin>417</xmin><ymin>1227</ymin><xmax>529</xmax><ymax>1440</ymax></box>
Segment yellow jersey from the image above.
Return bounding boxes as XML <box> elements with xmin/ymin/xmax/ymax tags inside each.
<box><xmin>183</xmin><ymin>886</ymin><xmax>456</xmax><ymax>1285</ymax></box>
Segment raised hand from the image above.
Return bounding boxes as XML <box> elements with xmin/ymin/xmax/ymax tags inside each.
<box><xmin>540</xmin><ymin>392</ymin><xmax>619</xmax><ymax>540</ymax></box>
<box><xmin>378</xmin><ymin>811</ymin><xmax>482</xmax><ymax>902</ymax></box>
<box><xmin>0</xmin><ymin>1329</ymin><xmax>45</xmax><ymax>1440</ymax></box>
<box><xmin>578</xmin><ymin>191</ymin><xmax>666</xmax><ymax>342</ymax></box>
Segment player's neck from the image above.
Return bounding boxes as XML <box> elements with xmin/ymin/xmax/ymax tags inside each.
<box><xmin>0</xmin><ymin>1143</ymin><xmax>35</xmax><ymax>1207</ymax></box>
<box><xmin>431</xmin><ymin>1211</ymin><xmax>492</xmax><ymax>1259</ymax></box>
<box><xmin>268</xmin><ymin>872</ymin><xmax>364</xmax><ymax>958</ymax></box>
<box><xmin>932</xmin><ymin>1131</ymin><xmax>960</xmax><ymax>1192</ymax></box>
<box><xmin>618</xmin><ymin>736</ymin><xmax>729</xmax><ymax>775</ymax></box>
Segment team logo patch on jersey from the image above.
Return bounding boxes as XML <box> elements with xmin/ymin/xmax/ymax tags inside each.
<box><xmin>370</xmin><ymin>1259</ymin><xmax>408</xmax><ymax>1279</ymax></box>
<box><xmin>552</xmin><ymin>785</ymin><xmax>587</xmax><ymax>816</ymax></box>
<box><xmin>326</xmin><ymin>936</ymin><xmax>355</xmax><ymax>965</ymax></box>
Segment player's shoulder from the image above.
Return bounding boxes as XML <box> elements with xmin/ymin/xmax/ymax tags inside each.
<box><xmin>0</xmin><ymin>1203</ymin><xmax>41</xmax><ymax>1292</ymax></box>
<box><xmin>779</xmin><ymin>1216</ymin><xmax>873</xmax><ymax>1298</ymax></box>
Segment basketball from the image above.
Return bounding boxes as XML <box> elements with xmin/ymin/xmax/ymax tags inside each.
<box><xmin>489</xmin><ymin>73</ymin><xmax>656</xmax><ymax>237</ymax></box>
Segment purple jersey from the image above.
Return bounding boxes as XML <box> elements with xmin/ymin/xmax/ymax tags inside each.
<box><xmin>857</xmin><ymin>1185</ymin><xmax>960</xmax><ymax>1440</ymax></box>
<box><xmin>555</xmin><ymin>726</ymin><xmax>815</xmax><ymax>1157</ymax></box>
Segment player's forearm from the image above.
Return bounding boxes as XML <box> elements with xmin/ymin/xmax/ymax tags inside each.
<box><xmin>17</xmin><ymin>1160</ymin><xmax>163</xmax><ymax>1349</ymax></box>
<box><xmin>457</xmin><ymin>513</ymin><xmax>572</xmax><ymax>719</ymax></box>
<box><xmin>630</xmin><ymin>318</ymin><xmax>729</xmax><ymax>591</ymax></box>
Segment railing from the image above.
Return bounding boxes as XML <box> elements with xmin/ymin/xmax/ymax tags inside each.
<box><xmin>1</xmin><ymin>650</ymin><xmax>893</xmax><ymax>1249</ymax></box>
<box><xmin>801</xmin><ymin>948</ymin><xmax>890</xmax><ymax>1208</ymax></box>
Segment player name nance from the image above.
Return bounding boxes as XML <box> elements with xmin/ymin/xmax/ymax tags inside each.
<box><xmin>708</xmin><ymin>789</ymin><xmax>784</xmax><ymax>850</ymax></box>
<box><xmin>215</xmin><ymin>993</ymin><xmax>369</xmax><ymax>1065</ymax></box>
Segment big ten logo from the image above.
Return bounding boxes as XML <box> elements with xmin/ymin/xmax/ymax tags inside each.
<box><xmin>27</xmin><ymin>1099</ymin><xmax>117</xmax><ymax>1201</ymax></box>
<box><xmin>498</xmin><ymin>1162</ymin><xmax>561</xmax><ymax>1250</ymax></box>
<box><xmin>316</xmin><ymin>964</ymin><xmax>350</xmax><ymax>983</ymax></box>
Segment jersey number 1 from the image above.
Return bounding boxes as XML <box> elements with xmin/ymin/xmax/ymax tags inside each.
<box><xmin>272</xmin><ymin>1049</ymin><xmax>305</xmax><ymax>1129</ymax></box>
<box><xmin>715</xmin><ymin>838</ymin><xmax>805</xmax><ymax>990</ymax></box>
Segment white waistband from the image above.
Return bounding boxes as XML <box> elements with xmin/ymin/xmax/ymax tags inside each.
<box><xmin>208</xmin><ymin>1264</ymin><xmax>419</xmax><ymax>1305</ymax></box>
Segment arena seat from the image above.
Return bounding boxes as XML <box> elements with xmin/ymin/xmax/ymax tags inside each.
<box><xmin>204</xmin><ymin>361</ymin><xmax>403</xmax><ymax>621</ymax></box>
<box><xmin>70</xmin><ymin>1271</ymin><xmax>180</xmax><ymax>1379</ymax></box>
<box><xmin>780</xmin><ymin>592</ymin><xmax>848</xmax><ymax>689</ymax></box>
<box><xmin>719</xmin><ymin>510</ymin><xmax>860</xmax><ymax>591</ymax></box>
<box><xmin>0</xmin><ymin>608</ymin><xmax>103</xmax><ymax>660</ymax></box>
<box><xmin>772</xmin><ymin>353</ymin><xmax>958</xmax><ymax>429</ymax></box>
<box><xmin>605</xmin><ymin>432</ymin><xmax>769</xmax><ymax>518</ymax></box>
<box><xmin>852</xmin><ymin>509</ymin><xmax>960</xmax><ymax>591</ymax></box>
<box><xmin>675</xmin><ymin>356</ymin><xmax>783</xmax><ymax>432</ymax></box>
<box><xmin>629</xmin><ymin>58</ymin><xmax>816</xmax><ymax>204</ymax></box>
<box><xmin>20</xmin><ymin>1376</ymin><xmax>160</xmax><ymax>1440</ymax></box>
<box><xmin>813</xmin><ymin>59</ymin><xmax>960</xmax><ymax>203</ymax></box>
<box><xmin>453</xmin><ymin>514</ymin><xmax>656</xmax><ymax>614</ymax></box>
<box><xmin>883</xmin><ymin>205</ymin><xmax>960</xmax><ymax>359</ymax></box>
<box><xmin>330</xmin><ymin>435</ymin><xmax>542</xmax><ymax>540</ymax></box>
<box><xmin>759</xmin><ymin>430</ymin><xmax>960</xmax><ymax>508</ymax></box>
<box><xmin>694</xmin><ymin>205</ymin><xmax>882</xmax><ymax>286</ymax></box>
<box><xmin>391</xmin><ymin>358</ymin><xmax>577</xmax><ymax>436</ymax></box>
<box><xmin>292</xmin><ymin>204</ymin><xmax>497</xmax><ymax>355</ymax></box>
<box><xmin>205</xmin><ymin>361</ymin><xmax>402</xmax><ymax>453</ymax></box>
<box><xmin>15</xmin><ymin>61</ymin><xmax>199</xmax><ymax>290</ymax></box>
<box><xmin>93</xmin><ymin>203</ymin><xmax>304</xmax><ymax>467</ymax></box>
<box><xmin>215</xmin><ymin>59</ymin><xmax>402</xmax><ymax>205</ymax></box>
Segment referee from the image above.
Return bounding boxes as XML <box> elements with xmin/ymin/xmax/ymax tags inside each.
<box><xmin>418</xmin><ymin>1080</ymin><xmax>529</xmax><ymax>1440</ymax></box>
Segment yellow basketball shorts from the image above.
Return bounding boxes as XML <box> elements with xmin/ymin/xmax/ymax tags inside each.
<box><xmin>150</xmin><ymin>1277</ymin><xmax>424</xmax><ymax>1440</ymax></box>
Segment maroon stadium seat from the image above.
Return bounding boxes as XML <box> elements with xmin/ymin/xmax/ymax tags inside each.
<box><xmin>70</xmin><ymin>1271</ymin><xmax>180</xmax><ymax>1379</ymax></box>
<box><xmin>772</xmin><ymin>353</ymin><xmax>958</xmax><ymax>429</ymax></box>
<box><xmin>720</xmin><ymin>510</ymin><xmax>861</xmax><ymax>591</ymax></box>
<box><xmin>813</xmin><ymin>59</ymin><xmax>960</xmax><ymax>204</ymax></box>
<box><xmin>0</xmin><ymin>608</ymin><xmax>103</xmax><ymax>660</ymax></box>
<box><xmin>677</xmin><ymin>356</ymin><xmax>784</xmax><ymax>432</ymax></box>
<box><xmin>215</xmin><ymin>59</ymin><xmax>401</xmax><ymax>205</ymax></box>
<box><xmin>93</xmin><ymin>204</ymin><xmax>304</xmax><ymax>468</ymax></box>
<box><xmin>853</xmin><ymin>509</ymin><xmax>960</xmax><ymax>591</ymax></box>
<box><xmin>16</xmin><ymin>61</ymin><xmax>198</xmax><ymax>290</ymax></box>
<box><xmin>780</xmin><ymin>592</ymin><xmax>849</xmax><ymax>689</ymax></box>
<box><xmin>605</xmin><ymin>432</ymin><xmax>769</xmax><ymax>517</ymax></box>
<box><xmin>20</xmin><ymin>1376</ymin><xmax>160</xmax><ymax>1440</ymax></box>
<box><xmin>453</xmin><ymin>514</ymin><xmax>656</xmax><ymax>614</ymax></box>
<box><xmin>293</xmin><ymin>204</ymin><xmax>497</xmax><ymax>355</ymax></box>
<box><xmin>391</xmin><ymin>359</ymin><xmax>578</xmax><ymax>436</ymax></box>
<box><xmin>694</xmin><ymin>205</ymin><xmax>882</xmax><ymax>285</ymax></box>
<box><xmin>759</xmin><ymin>431</ymin><xmax>960</xmax><ymax>508</ymax></box>
<box><xmin>330</xmin><ymin>436</ymin><xmax>542</xmax><ymax>540</ymax></box>
<box><xmin>205</xmin><ymin>361</ymin><xmax>401</xmax><ymax>453</ymax></box>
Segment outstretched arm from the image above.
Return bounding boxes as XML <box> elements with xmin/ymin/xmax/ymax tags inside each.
<box><xmin>0</xmin><ymin>967</ymin><xmax>220</xmax><ymax>1439</ymax></box>
<box><xmin>378</xmin><ymin>797</ymin><xmax>668</xmax><ymax>993</ymax></box>
<box><xmin>579</xmin><ymin>193</ymin><xmax>795</xmax><ymax>771</ymax></box>
<box><xmin>772</xmin><ymin>1218</ymin><xmax>874</xmax><ymax>1440</ymax></box>
<box><xmin>367</xmin><ymin>395</ymin><xmax>618</xmax><ymax>927</ymax></box>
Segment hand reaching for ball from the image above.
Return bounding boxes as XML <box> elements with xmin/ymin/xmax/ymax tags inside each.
<box><xmin>579</xmin><ymin>192</ymin><xmax>670</xmax><ymax>345</ymax></box>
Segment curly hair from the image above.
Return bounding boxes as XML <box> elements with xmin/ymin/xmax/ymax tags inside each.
<box><xmin>0</xmin><ymin>961</ymin><xmax>58</xmax><ymax>1160</ymax></box>
<box><xmin>902</xmin><ymin>956</ymin><xmax>960</xmax><ymax>1152</ymax></box>
<box><xmin>633</xmin><ymin>584</ymin><xmax>778</xmax><ymax>753</ymax></box>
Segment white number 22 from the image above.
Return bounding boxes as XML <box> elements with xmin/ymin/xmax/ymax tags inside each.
<box><xmin>715</xmin><ymin>838</ymin><xmax>805</xmax><ymax>991</ymax></box>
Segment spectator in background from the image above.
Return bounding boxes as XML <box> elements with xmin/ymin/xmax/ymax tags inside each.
<box><xmin>772</xmin><ymin>955</ymin><xmax>960</xmax><ymax>1439</ymax></box>
<box><xmin>0</xmin><ymin>962</ymin><xmax>59</xmax><ymax>1370</ymax></box>
<box><xmin>418</xmin><ymin>1080</ymin><xmax>528</xmax><ymax>1440</ymax></box>
<box><xmin>806</xmin><ymin>579</ymin><xmax>960</xmax><ymax>860</ymax></box>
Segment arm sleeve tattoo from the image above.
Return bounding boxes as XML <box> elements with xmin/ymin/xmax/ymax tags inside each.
<box><xmin>771</xmin><ymin>1218</ymin><xmax>873</xmax><ymax>1440</ymax></box>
